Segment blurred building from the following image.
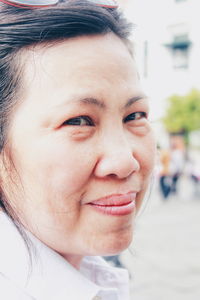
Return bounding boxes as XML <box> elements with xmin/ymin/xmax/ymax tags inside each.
<box><xmin>122</xmin><ymin>0</ymin><xmax>200</xmax><ymax>146</ymax></box>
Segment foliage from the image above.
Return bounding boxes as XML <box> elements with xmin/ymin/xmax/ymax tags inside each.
<box><xmin>163</xmin><ymin>89</ymin><xmax>200</xmax><ymax>135</ymax></box>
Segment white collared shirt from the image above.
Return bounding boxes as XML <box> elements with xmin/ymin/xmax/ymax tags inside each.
<box><xmin>0</xmin><ymin>212</ymin><xmax>130</xmax><ymax>300</ymax></box>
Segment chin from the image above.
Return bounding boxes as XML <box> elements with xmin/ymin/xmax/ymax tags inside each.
<box><xmin>93</xmin><ymin>228</ymin><xmax>133</xmax><ymax>257</ymax></box>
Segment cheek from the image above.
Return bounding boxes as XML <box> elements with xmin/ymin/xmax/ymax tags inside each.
<box><xmin>29</xmin><ymin>142</ymin><xmax>96</xmax><ymax>197</ymax></box>
<box><xmin>138</xmin><ymin>133</ymin><xmax>156</xmax><ymax>176</ymax></box>
<box><xmin>10</xmin><ymin>135</ymin><xmax>97</xmax><ymax>205</ymax></box>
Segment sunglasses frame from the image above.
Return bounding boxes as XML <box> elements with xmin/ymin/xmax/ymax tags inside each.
<box><xmin>0</xmin><ymin>0</ymin><xmax>118</xmax><ymax>8</ymax></box>
<box><xmin>0</xmin><ymin>0</ymin><xmax>57</xmax><ymax>7</ymax></box>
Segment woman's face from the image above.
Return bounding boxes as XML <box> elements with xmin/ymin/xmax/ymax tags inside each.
<box><xmin>4</xmin><ymin>33</ymin><xmax>156</xmax><ymax>267</ymax></box>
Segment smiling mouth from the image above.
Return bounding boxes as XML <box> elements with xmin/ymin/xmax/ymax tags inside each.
<box><xmin>87</xmin><ymin>192</ymin><xmax>136</xmax><ymax>216</ymax></box>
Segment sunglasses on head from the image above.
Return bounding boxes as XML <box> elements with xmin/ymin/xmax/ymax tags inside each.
<box><xmin>0</xmin><ymin>0</ymin><xmax>118</xmax><ymax>8</ymax></box>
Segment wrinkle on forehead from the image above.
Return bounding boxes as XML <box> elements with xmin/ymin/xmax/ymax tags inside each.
<box><xmin>23</xmin><ymin>33</ymin><xmax>134</xmax><ymax>83</ymax></box>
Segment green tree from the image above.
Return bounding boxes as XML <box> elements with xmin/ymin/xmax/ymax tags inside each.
<box><xmin>163</xmin><ymin>89</ymin><xmax>200</xmax><ymax>142</ymax></box>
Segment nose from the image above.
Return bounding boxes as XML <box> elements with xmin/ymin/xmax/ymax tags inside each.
<box><xmin>94</xmin><ymin>134</ymin><xmax>140</xmax><ymax>180</ymax></box>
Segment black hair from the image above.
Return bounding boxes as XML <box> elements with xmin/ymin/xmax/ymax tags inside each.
<box><xmin>0</xmin><ymin>1</ymin><xmax>133</xmax><ymax>235</ymax></box>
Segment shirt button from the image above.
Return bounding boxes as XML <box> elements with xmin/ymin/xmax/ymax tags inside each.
<box><xmin>93</xmin><ymin>296</ymin><xmax>101</xmax><ymax>300</ymax></box>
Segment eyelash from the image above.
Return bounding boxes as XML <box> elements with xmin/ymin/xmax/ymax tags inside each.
<box><xmin>62</xmin><ymin>112</ymin><xmax>147</xmax><ymax>127</ymax></box>
<box><xmin>124</xmin><ymin>112</ymin><xmax>147</xmax><ymax>122</ymax></box>
<box><xmin>63</xmin><ymin>116</ymin><xmax>93</xmax><ymax>126</ymax></box>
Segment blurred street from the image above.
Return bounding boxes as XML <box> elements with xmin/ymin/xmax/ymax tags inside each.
<box><xmin>121</xmin><ymin>175</ymin><xmax>200</xmax><ymax>300</ymax></box>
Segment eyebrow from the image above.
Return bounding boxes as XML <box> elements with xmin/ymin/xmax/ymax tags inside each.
<box><xmin>124</xmin><ymin>95</ymin><xmax>147</xmax><ymax>108</ymax></box>
<box><xmin>78</xmin><ymin>97</ymin><xmax>105</xmax><ymax>109</ymax></box>
<box><xmin>74</xmin><ymin>94</ymin><xmax>147</xmax><ymax>110</ymax></box>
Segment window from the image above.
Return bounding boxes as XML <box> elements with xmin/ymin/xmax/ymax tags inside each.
<box><xmin>164</xmin><ymin>34</ymin><xmax>191</xmax><ymax>69</ymax></box>
<box><xmin>173</xmin><ymin>48</ymin><xmax>188</xmax><ymax>69</ymax></box>
<box><xmin>172</xmin><ymin>35</ymin><xmax>191</xmax><ymax>68</ymax></box>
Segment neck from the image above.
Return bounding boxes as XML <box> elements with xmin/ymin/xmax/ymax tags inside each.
<box><xmin>62</xmin><ymin>254</ymin><xmax>84</xmax><ymax>270</ymax></box>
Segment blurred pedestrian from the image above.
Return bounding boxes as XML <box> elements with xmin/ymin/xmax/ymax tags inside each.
<box><xmin>159</xmin><ymin>148</ymin><xmax>171</xmax><ymax>199</ymax></box>
<box><xmin>186</xmin><ymin>157</ymin><xmax>200</xmax><ymax>199</ymax></box>
<box><xmin>191</xmin><ymin>166</ymin><xmax>200</xmax><ymax>198</ymax></box>
<box><xmin>169</xmin><ymin>137</ymin><xmax>185</xmax><ymax>195</ymax></box>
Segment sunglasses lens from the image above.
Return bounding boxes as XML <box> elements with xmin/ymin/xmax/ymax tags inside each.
<box><xmin>88</xmin><ymin>0</ymin><xmax>118</xmax><ymax>8</ymax></box>
<box><xmin>5</xmin><ymin>0</ymin><xmax>58</xmax><ymax>6</ymax></box>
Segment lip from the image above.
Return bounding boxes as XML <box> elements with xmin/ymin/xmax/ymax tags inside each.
<box><xmin>87</xmin><ymin>192</ymin><xmax>136</xmax><ymax>216</ymax></box>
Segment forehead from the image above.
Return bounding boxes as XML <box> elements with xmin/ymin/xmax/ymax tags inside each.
<box><xmin>24</xmin><ymin>33</ymin><xmax>134</xmax><ymax>77</ymax></box>
<box><xmin>20</xmin><ymin>33</ymin><xmax>139</xmax><ymax>109</ymax></box>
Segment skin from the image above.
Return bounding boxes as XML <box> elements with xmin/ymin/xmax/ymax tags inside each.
<box><xmin>2</xmin><ymin>33</ymin><xmax>156</xmax><ymax>269</ymax></box>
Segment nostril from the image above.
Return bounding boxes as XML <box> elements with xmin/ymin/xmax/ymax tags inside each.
<box><xmin>108</xmin><ymin>171</ymin><xmax>133</xmax><ymax>180</ymax></box>
<box><xmin>108</xmin><ymin>173</ymin><xmax>117</xmax><ymax>178</ymax></box>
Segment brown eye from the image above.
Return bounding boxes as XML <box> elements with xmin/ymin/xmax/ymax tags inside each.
<box><xmin>124</xmin><ymin>112</ymin><xmax>147</xmax><ymax>122</ymax></box>
<box><xmin>63</xmin><ymin>116</ymin><xmax>94</xmax><ymax>126</ymax></box>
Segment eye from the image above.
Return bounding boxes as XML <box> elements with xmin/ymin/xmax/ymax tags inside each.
<box><xmin>124</xmin><ymin>112</ymin><xmax>147</xmax><ymax>123</ymax></box>
<box><xmin>62</xmin><ymin>116</ymin><xmax>94</xmax><ymax>126</ymax></box>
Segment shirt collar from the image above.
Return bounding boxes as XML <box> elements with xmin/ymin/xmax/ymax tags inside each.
<box><xmin>0</xmin><ymin>212</ymin><xmax>129</xmax><ymax>300</ymax></box>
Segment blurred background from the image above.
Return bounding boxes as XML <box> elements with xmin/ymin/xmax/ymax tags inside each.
<box><xmin>106</xmin><ymin>0</ymin><xmax>200</xmax><ymax>299</ymax></box>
